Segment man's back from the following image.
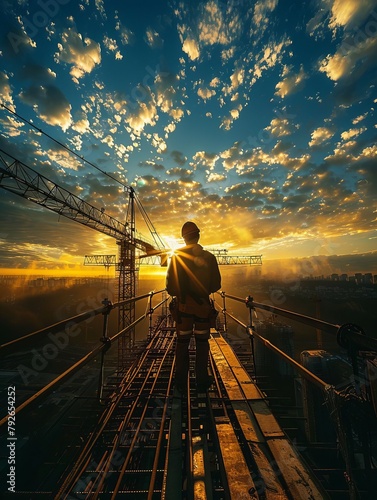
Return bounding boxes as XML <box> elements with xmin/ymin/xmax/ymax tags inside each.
<box><xmin>166</xmin><ymin>243</ymin><xmax>221</xmax><ymax>301</ymax></box>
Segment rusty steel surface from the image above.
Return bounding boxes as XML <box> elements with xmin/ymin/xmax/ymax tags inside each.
<box><xmin>52</xmin><ymin>327</ymin><xmax>328</xmax><ymax>499</ymax></box>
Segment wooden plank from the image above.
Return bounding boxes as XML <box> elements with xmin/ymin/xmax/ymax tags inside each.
<box><xmin>248</xmin><ymin>400</ymin><xmax>285</xmax><ymax>438</ymax></box>
<box><xmin>214</xmin><ymin>336</ymin><xmax>264</xmax><ymax>400</ymax></box>
<box><xmin>268</xmin><ymin>439</ymin><xmax>325</xmax><ymax>499</ymax></box>
<box><xmin>232</xmin><ymin>401</ymin><xmax>288</xmax><ymax>499</ymax></box>
<box><xmin>216</xmin><ymin>423</ymin><xmax>256</xmax><ymax>499</ymax></box>
<box><xmin>209</xmin><ymin>339</ymin><xmax>244</xmax><ymax>400</ymax></box>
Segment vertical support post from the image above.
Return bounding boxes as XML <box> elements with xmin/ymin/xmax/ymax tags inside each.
<box><xmin>245</xmin><ymin>295</ymin><xmax>253</xmax><ymax>329</ymax></box>
<box><xmin>98</xmin><ymin>298</ymin><xmax>112</xmax><ymax>402</ymax></box>
<box><xmin>148</xmin><ymin>291</ymin><xmax>154</xmax><ymax>340</ymax></box>
<box><xmin>221</xmin><ymin>291</ymin><xmax>227</xmax><ymax>335</ymax></box>
<box><xmin>245</xmin><ymin>296</ymin><xmax>256</xmax><ymax>379</ymax></box>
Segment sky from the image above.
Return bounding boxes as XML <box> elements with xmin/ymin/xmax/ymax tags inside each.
<box><xmin>0</xmin><ymin>0</ymin><xmax>376</xmax><ymax>275</ymax></box>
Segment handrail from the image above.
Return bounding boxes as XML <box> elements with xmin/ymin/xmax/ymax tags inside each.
<box><xmin>247</xmin><ymin>326</ymin><xmax>330</xmax><ymax>391</ymax></box>
<box><xmin>215</xmin><ymin>290</ymin><xmax>377</xmax><ymax>500</ymax></box>
<box><xmin>247</xmin><ymin>296</ymin><xmax>340</xmax><ymax>335</ymax></box>
<box><xmin>0</xmin><ymin>289</ymin><xmax>167</xmax><ymax>427</ymax></box>
<box><xmin>0</xmin><ymin>288</ymin><xmax>166</xmax><ymax>352</ymax></box>
<box><xmin>214</xmin><ymin>293</ymin><xmax>332</xmax><ymax>391</ymax></box>
<box><xmin>216</xmin><ymin>291</ymin><xmax>377</xmax><ymax>353</ymax></box>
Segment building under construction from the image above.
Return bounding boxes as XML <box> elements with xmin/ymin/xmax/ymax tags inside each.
<box><xmin>1</xmin><ymin>149</ymin><xmax>377</xmax><ymax>499</ymax></box>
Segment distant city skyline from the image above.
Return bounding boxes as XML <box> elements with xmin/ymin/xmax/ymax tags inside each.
<box><xmin>0</xmin><ymin>0</ymin><xmax>376</xmax><ymax>273</ymax></box>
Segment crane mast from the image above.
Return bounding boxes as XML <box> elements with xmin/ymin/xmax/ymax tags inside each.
<box><xmin>117</xmin><ymin>187</ymin><xmax>136</xmax><ymax>368</ymax></box>
<box><xmin>0</xmin><ymin>149</ymin><xmax>163</xmax><ymax>367</ymax></box>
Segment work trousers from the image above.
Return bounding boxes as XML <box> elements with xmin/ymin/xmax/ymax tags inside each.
<box><xmin>175</xmin><ymin>297</ymin><xmax>211</xmax><ymax>387</ymax></box>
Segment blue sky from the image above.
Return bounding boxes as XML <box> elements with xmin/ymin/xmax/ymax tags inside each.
<box><xmin>0</xmin><ymin>0</ymin><xmax>376</xmax><ymax>272</ymax></box>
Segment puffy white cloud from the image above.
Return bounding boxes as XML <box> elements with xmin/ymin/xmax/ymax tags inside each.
<box><xmin>252</xmin><ymin>0</ymin><xmax>279</xmax><ymax>39</ymax></box>
<box><xmin>56</xmin><ymin>27</ymin><xmax>101</xmax><ymax>80</ymax></box>
<box><xmin>182</xmin><ymin>37</ymin><xmax>200</xmax><ymax>60</ymax></box>
<box><xmin>206</xmin><ymin>172</ymin><xmax>226</xmax><ymax>182</ymax></box>
<box><xmin>197</xmin><ymin>86</ymin><xmax>216</xmax><ymax>100</ymax></box>
<box><xmin>265</xmin><ymin>116</ymin><xmax>299</xmax><ymax>138</ymax></box>
<box><xmin>191</xmin><ymin>150</ymin><xmax>219</xmax><ymax>171</ymax></box>
<box><xmin>309</xmin><ymin>126</ymin><xmax>335</xmax><ymax>147</ymax></box>
<box><xmin>72</xmin><ymin>111</ymin><xmax>90</xmax><ymax>133</ymax></box>
<box><xmin>198</xmin><ymin>0</ymin><xmax>225</xmax><ymax>45</ymax></box>
<box><xmin>0</xmin><ymin>71</ymin><xmax>14</xmax><ymax>108</ymax></box>
<box><xmin>352</xmin><ymin>112</ymin><xmax>368</xmax><ymax>124</ymax></box>
<box><xmin>319</xmin><ymin>35</ymin><xmax>377</xmax><ymax>81</ymax></box>
<box><xmin>329</xmin><ymin>0</ymin><xmax>377</xmax><ymax>31</ymax></box>
<box><xmin>341</xmin><ymin>127</ymin><xmax>367</xmax><ymax>141</ymax></box>
<box><xmin>275</xmin><ymin>65</ymin><xmax>307</xmax><ymax>98</ymax></box>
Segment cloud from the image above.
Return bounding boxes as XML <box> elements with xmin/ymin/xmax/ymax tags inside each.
<box><xmin>309</xmin><ymin>126</ymin><xmax>336</xmax><ymax>147</ymax></box>
<box><xmin>319</xmin><ymin>35</ymin><xmax>377</xmax><ymax>82</ymax></box>
<box><xmin>275</xmin><ymin>65</ymin><xmax>307</xmax><ymax>98</ymax></box>
<box><xmin>198</xmin><ymin>0</ymin><xmax>226</xmax><ymax>46</ymax></box>
<box><xmin>145</xmin><ymin>27</ymin><xmax>163</xmax><ymax>49</ymax></box>
<box><xmin>329</xmin><ymin>0</ymin><xmax>377</xmax><ymax>31</ymax></box>
<box><xmin>352</xmin><ymin>111</ymin><xmax>368</xmax><ymax>124</ymax></box>
<box><xmin>95</xmin><ymin>0</ymin><xmax>107</xmax><ymax>19</ymax></box>
<box><xmin>19</xmin><ymin>84</ymin><xmax>72</xmax><ymax>131</ymax></box>
<box><xmin>56</xmin><ymin>27</ymin><xmax>101</xmax><ymax>81</ymax></box>
<box><xmin>103</xmin><ymin>35</ymin><xmax>122</xmax><ymax>59</ymax></box>
<box><xmin>252</xmin><ymin>0</ymin><xmax>279</xmax><ymax>39</ymax></box>
<box><xmin>178</xmin><ymin>0</ymin><xmax>243</xmax><ymax>61</ymax></box>
<box><xmin>72</xmin><ymin>110</ymin><xmax>90</xmax><ymax>134</ymax></box>
<box><xmin>111</xmin><ymin>85</ymin><xmax>158</xmax><ymax>134</ymax></box>
<box><xmin>197</xmin><ymin>85</ymin><xmax>216</xmax><ymax>100</ymax></box>
<box><xmin>19</xmin><ymin>63</ymin><xmax>56</xmax><ymax>83</ymax></box>
<box><xmin>170</xmin><ymin>150</ymin><xmax>187</xmax><ymax>166</ymax></box>
<box><xmin>340</xmin><ymin>126</ymin><xmax>367</xmax><ymax>141</ymax></box>
<box><xmin>0</xmin><ymin>71</ymin><xmax>14</xmax><ymax>108</ymax></box>
<box><xmin>154</xmin><ymin>70</ymin><xmax>184</xmax><ymax>120</ymax></box>
<box><xmin>115</xmin><ymin>20</ymin><xmax>134</xmax><ymax>45</ymax></box>
<box><xmin>265</xmin><ymin>116</ymin><xmax>299</xmax><ymax>138</ymax></box>
<box><xmin>207</xmin><ymin>172</ymin><xmax>226</xmax><ymax>182</ymax></box>
<box><xmin>182</xmin><ymin>37</ymin><xmax>200</xmax><ymax>60</ymax></box>
<box><xmin>307</xmin><ymin>0</ymin><xmax>377</xmax><ymax>38</ymax></box>
<box><xmin>0</xmin><ymin>114</ymin><xmax>24</xmax><ymax>137</ymax></box>
<box><xmin>191</xmin><ymin>151</ymin><xmax>219</xmax><ymax>171</ymax></box>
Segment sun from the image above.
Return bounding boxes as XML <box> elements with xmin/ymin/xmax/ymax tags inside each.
<box><xmin>163</xmin><ymin>236</ymin><xmax>184</xmax><ymax>254</ymax></box>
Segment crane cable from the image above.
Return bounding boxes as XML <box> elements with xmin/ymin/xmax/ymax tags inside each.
<box><xmin>1</xmin><ymin>103</ymin><xmax>167</xmax><ymax>248</ymax></box>
<box><xmin>0</xmin><ymin>103</ymin><xmax>129</xmax><ymax>190</ymax></box>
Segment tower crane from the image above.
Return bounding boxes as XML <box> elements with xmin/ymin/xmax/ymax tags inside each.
<box><xmin>0</xmin><ymin>148</ymin><xmax>167</xmax><ymax>367</ymax></box>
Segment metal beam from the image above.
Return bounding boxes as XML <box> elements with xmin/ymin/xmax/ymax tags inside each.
<box><xmin>0</xmin><ymin>150</ymin><xmax>155</xmax><ymax>253</ymax></box>
<box><xmin>84</xmin><ymin>255</ymin><xmax>117</xmax><ymax>267</ymax></box>
<box><xmin>216</xmin><ymin>255</ymin><xmax>262</xmax><ymax>265</ymax></box>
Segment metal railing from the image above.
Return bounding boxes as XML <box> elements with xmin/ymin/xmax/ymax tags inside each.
<box><xmin>0</xmin><ymin>289</ymin><xmax>168</xmax><ymax>427</ymax></box>
<box><xmin>215</xmin><ymin>291</ymin><xmax>377</xmax><ymax>387</ymax></box>
<box><xmin>215</xmin><ymin>290</ymin><xmax>377</xmax><ymax>499</ymax></box>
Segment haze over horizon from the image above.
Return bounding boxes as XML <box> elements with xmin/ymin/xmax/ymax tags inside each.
<box><xmin>0</xmin><ymin>0</ymin><xmax>376</xmax><ymax>274</ymax></box>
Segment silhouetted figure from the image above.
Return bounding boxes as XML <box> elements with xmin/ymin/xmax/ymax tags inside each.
<box><xmin>166</xmin><ymin>221</ymin><xmax>221</xmax><ymax>391</ymax></box>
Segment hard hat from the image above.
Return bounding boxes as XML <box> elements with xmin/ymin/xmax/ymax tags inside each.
<box><xmin>181</xmin><ymin>221</ymin><xmax>200</xmax><ymax>239</ymax></box>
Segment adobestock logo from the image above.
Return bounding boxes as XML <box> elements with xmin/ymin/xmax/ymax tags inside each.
<box><xmin>7</xmin><ymin>0</ymin><xmax>71</xmax><ymax>55</ymax></box>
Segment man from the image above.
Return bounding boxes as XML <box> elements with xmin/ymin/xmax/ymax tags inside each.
<box><xmin>166</xmin><ymin>221</ymin><xmax>221</xmax><ymax>391</ymax></box>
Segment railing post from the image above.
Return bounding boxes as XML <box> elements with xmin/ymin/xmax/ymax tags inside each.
<box><xmin>245</xmin><ymin>295</ymin><xmax>256</xmax><ymax>379</ymax></box>
<box><xmin>98</xmin><ymin>298</ymin><xmax>113</xmax><ymax>402</ymax></box>
<box><xmin>245</xmin><ymin>295</ymin><xmax>254</xmax><ymax>329</ymax></box>
<box><xmin>221</xmin><ymin>291</ymin><xmax>227</xmax><ymax>335</ymax></box>
<box><xmin>148</xmin><ymin>292</ymin><xmax>154</xmax><ymax>340</ymax></box>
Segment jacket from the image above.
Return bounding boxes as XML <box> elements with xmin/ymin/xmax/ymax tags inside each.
<box><xmin>166</xmin><ymin>243</ymin><xmax>221</xmax><ymax>303</ymax></box>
